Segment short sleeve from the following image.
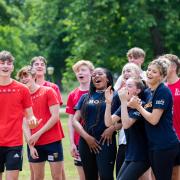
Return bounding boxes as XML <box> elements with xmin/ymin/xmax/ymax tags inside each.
<box><xmin>74</xmin><ymin>94</ymin><xmax>87</xmax><ymax>111</ymax></box>
<box><xmin>46</xmin><ymin>88</ymin><xmax>59</xmax><ymax>106</ymax></box>
<box><xmin>66</xmin><ymin>92</ymin><xmax>75</xmax><ymax>114</ymax></box>
<box><xmin>153</xmin><ymin>88</ymin><xmax>172</xmax><ymax>110</ymax></box>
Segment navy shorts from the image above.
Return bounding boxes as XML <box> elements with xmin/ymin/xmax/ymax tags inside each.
<box><xmin>74</xmin><ymin>145</ymin><xmax>82</xmax><ymax>167</ymax></box>
<box><xmin>27</xmin><ymin>141</ymin><xmax>63</xmax><ymax>163</ymax></box>
<box><xmin>0</xmin><ymin>146</ymin><xmax>23</xmax><ymax>172</ymax></box>
<box><xmin>174</xmin><ymin>143</ymin><xmax>180</xmax><ymax>166</ymax></box>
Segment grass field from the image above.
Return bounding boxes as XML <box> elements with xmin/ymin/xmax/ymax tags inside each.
<box><xmin>18</xmin><ymin>112</ymin><xmax>78</xmax><ymax>180</ymax></box>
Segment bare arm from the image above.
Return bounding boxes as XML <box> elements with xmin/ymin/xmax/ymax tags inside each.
<box><xmin>129</xmin><ymin>96</ymin><xmax>164</xmax><ymax>125</ymax></box>
<box><xmin>29</xmin><ymin>104</ymin><xmax>60</xmax><ymax>145</ymax></box>
<box><xmin>23</xmin><ymin>110</ymin><xmax>39</xmax><ymax>159</ymax></box>
<box><xmin>120</xmin><ymin>100</ymin><xmax>136</xmax><ymax>129</ymax></box>
<box><xmin>73</xmin><ymin>110</ymin><xmax>101</xmax><ymax>153</ymax></box>
<box><xmin>119</xmin><ymin>89</ymin><xmax>136</xmax><ymax>129</ymax></box>
<box><xmin>68</xmin><ymin>114</ymin><xmax>78</xmax><ymax>157</ymax></box>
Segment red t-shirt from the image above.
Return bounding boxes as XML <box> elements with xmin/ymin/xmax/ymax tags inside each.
<box><xmin>31</xmin><ymin>86</ymin><xmax>64</xmax><ymax>145</ymax></box>
<box><xmin>0</xmin><ymin>80</ymin><xmax>32</xmax><ymax>146</ymax></box>
<box><xmin>167</xmin><ymin>79</ymin><xmax>180</xmax><ymax>139</ymax></box>
<box><xmin>66</xmin><ymin>88</ymin><xmax>88</xmax><ymax>145</ymax></box>
<box><xmin>43</xmin><ymin>81</ymin><xmax>63</xmax><ymax>105</ymax></box>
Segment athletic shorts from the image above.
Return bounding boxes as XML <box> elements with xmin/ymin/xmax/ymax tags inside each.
<box><xmin>174</xmin><ymin>143</ymin><xmax>180</xmax><ymax>166</ymax></box>
<box><xmin>0</xmin><ymin>146</ymin><xmax>23</xmax><ymax>172</ymax></box>
<box><xmin>74</xmin><ymin>145</ymin><xmax>82</xmax><ymax>167</ymax></box>
<box><xmin>27</xmin><ymin>141</ymin><xmax>63</xmax><ymax>163</ymax></box>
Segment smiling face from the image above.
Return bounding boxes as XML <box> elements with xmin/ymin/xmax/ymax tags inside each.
<box><xmin>146</xmin><ymin>64</ymin><xmax>163</xmax><ymax>88</ymax></box>
<box><xmin>125</xmin><ymin>78</ymin><xmax>141</xmax><ymax>100</ymax></box>
<box><xmin>91</xmin><ymin>68</ymin><xmax>109</xmax><ymax>90</ymax></box>
<box><xmin>122</xmin><ymin>67</ymin><xmax>139</xmax><ymax>81</ymax></box>
<box><xmin>0</xmin><ymin>60</ymin><xmax>14</xmax><ymax>78</ymax></box>
<box><xmin>19</xmin><ymin>72</ymin><xmax>34</xmax><ymax>88</ymax></box>
<box><xmin>122</xmin><ymin>63</ymin><xmax>141</xmax><ymax>82</ymax></box>
<box><xmin>75</xmin><ymin>65</ymin><xmax>92</xmax><ymax>84</ymax></box>
<box><xmin>31</xmin><ymin>59</ymin><xmax>46</xmax><ymax>77</ymax></box>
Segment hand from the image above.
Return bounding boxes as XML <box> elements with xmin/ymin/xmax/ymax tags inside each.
<box><xmin>105</xmin><ymin>86</ymin><xmax>113</xmax><ymax>104</ymax></box>
<box><xmin>28</xmin><ymin>116</ymin><xmax>42</xmax><ymax>129</ymax></box>
<box><xmin>28</xmin><ymin>132</ymin><xmax>41</xmax><ymax>146</ymax></box>
<box><xmin>99</xmin><ymin>126</ymin><xmax>114</xmax><ymax>146</ymax></box>
<box><xmin>118</xmin><ymin>87</ymin><xmax>129</xmax><ymax>101</ymax></box>
<box><xmin>128</xmin><ymin>96</ymin><xmax>141</xmax><ymax>109</ymax></box>
<box><xmin>29</xmin><ymin>146</ymin><xmax>39</xmax><ymax>159</ymax></box>
<box><xmin>85</xmin><ymin>135</ymin><xmax>102</xmax><ymax>154</ymax></box>
<box><xmin>70</xmin><ymin>144</ymin><xmax>79</xmax><ymax>158</ymax></box>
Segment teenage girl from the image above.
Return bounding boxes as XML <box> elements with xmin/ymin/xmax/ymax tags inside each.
<box><xmin>73</xmin><ymin>67</ymin><xmax>120</xmax><ymax>180</ymax></box>
<box><xmin>129</xmin><ymin>58</ymin><xmax>179</xmax><ymax>180</ymax></box>
<box><xmin>105</xmin><ymin>77</ymin><xmax>150</xmax><ymax>180</ymax></box>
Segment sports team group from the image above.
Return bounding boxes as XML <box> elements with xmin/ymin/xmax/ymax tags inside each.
<box><xmin>0</xmin><ymin>48</ymin><xmax>179</xmax><ymax>180</ymax></box>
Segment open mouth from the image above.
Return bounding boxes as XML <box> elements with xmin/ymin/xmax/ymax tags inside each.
<box><xmin>95</xmin><ymin>79</ymin><xmax>101</xmax><ymax>84</ymax></box>
<box><xmin>2</xmin><ymin>69</ymin><xmax>9</xmax><ymax>72</ymax></box>
<box><xmin>78</xmin><ymin>75</ymin><xmax>84</xmax><ymax>79</ymax></box>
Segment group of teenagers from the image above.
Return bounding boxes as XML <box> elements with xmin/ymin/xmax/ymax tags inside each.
<box><xmin>66</xmin><ymin>47</ymin><xmax>180</xmax><ymax>180</ymax></box>
<box><xmin>0</xmin><ymin>47</ymin><xmax>179</xmax><ymax>180</ymax></box>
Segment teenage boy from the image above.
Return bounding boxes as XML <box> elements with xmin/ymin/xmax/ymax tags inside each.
<box><xmin>0</xmin><ymin>51</ymin><xmax>37</xmax><ymax>180</ymax></box>
<box><xmin>30</xmin><ymin>56</ymin><xmax>63</xmax><ymax>105</ymax></box>
<box><xmin>30</xmin><ymin>56</ymin><xmax>65</xmax><ymax>179</ymax></box>
<box><xmin>163</xmin><ymin>54</ymin><xmax>180</xmax><ymax>180</ymax></box>
<box><xmin>17</xmin><ymin>66</ymin><xmax>64</xmax><ymax>180</ymax></box>
<box><xmin>66</xmin><ymin>60</ymin><xmax>94</xmax><ymax>180</ymax></box>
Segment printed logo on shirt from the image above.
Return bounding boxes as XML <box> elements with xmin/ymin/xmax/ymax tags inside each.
<box><xmin>133</xmin><ymin>111</ymin><xmax>141</xmax><ymax>116</ymax></box>
<box><xmin>89</xmin><ymin>100</ymin><xmax>103</xmax><ymax>104</ymax></box>
<box><xmin>144</xmin><ymin>102</ymin><xmax>152</xmax><ymax>109</ymax></box>
<box><xmin>175</xmin><ymin>88</ymin><xmax>180</xmax><ymax>96</ymax></box>
<box><xmin>155</xmin><ymin>99</ymin><xmax>165</xmax><ymax>105</ymax></box>
<box><xmin>0</xmin><ymin>89</ymin><xmax>20</xmax><ymax>93</ymax></box>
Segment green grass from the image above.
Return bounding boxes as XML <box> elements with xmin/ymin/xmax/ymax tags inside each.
<box><xmin>19</xmin><ymin>112</ymin><xmax>78</xmax><ymax>180</ymax></box>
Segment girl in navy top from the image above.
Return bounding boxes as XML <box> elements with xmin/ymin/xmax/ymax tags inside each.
<box><xmin>105</xmin><ymin>77</ymin><xmax>150</xmax><ymax>180</ymax></box>
<box><xmin>129</xmin><ymin>58</ymin><xmax>179</xmax><ymax>180</ymax></box>
<box><xmin>73</xmin><ymin>67</ymin><xmax>120</xmax><ymax>180</ymax></box>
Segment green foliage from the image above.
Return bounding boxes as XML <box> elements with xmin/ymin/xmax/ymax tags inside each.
<box><xmin>0</xmin><ymin>0</ymin><xmax>179</xmax><ymax>92</ymax></box>
<box><xmin>61</xmin><ymin>0</ymin><xmax>180</xmax><ymax>90</ymax></box>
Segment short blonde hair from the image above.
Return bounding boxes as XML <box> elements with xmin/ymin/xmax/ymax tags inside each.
<box><xmin>122</xmin><ymin>63</ymin><xmax>141</xmax><ymax>78</ymax></box>
<box><xmin>72</xmin><ymin>60</ymin><xmax>94</xmax><ymax>73</ymax></box>
<box><xmin>127</xmin><ymin>47</ymin><xmax>145</xmax><ymax>59</ymax></box>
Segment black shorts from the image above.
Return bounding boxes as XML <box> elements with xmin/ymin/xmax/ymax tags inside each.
<box><xmin>27</xmin><ymin>141</ymin><xmax>63</xmax><ymax>163</ymax></box>
<box><xmin>174</xmin><ymin>143</ymin><xmax>180</xmax><ymax>166</ymax></box>
<box><xmin>0</xmin><ymin>146</ymin><xmax>23</xmax><ymax>172</ymax></box>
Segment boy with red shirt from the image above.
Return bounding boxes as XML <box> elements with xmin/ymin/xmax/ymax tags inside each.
<box><xmin>17</xmin><ymin>66</ymin><xmax>64</xmax><ymax>180</ymax></box>
<box><xmin>30</xmin><ymin>56</ymin><xmax>63</xmax><ymax>106</ymax></box>
<box><xmin>30</xmin><ymin>56</ymin><xmax>65</xmax><ymax>179</ymax></box>
<box><xmin>0</xmin><ymin>51</ymin><xmax>37</xmax><ymax>180</ymax></box>
<box><xmin>164</xmin><ymin>54</ymin><xmax>180</xmax><ymax>180</ymax></box>
<box><xmin>66</xmin><ymin>60</ymin><xmax>94</xmax><ymax>180</ymax></box>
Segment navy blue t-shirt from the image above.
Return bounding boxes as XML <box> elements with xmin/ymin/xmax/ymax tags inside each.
<box><xmin>75</xmin><ymin>91</ymin><xmax>120</xmax><ymax>140</ymax></box>
<box><xmin>144</xmin><ymin>83</ymin><xmax>179</xmax><ymax>150</ymax></box>
<box><xmin>115</xmin><ymin>106</ymin><xmax>149</xmax><ymax>161</ymax></box>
